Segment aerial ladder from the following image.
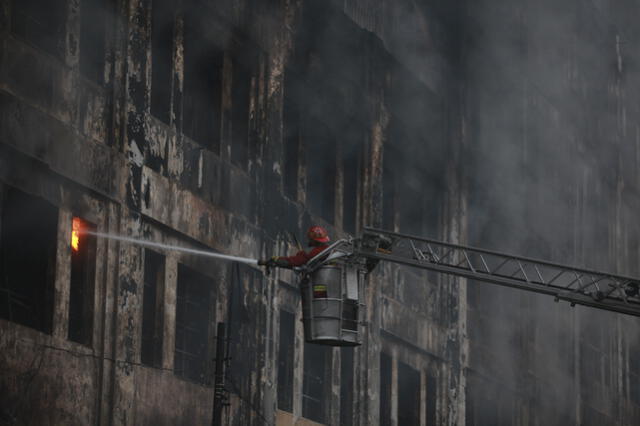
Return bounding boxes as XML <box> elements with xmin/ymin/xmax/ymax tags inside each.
<box><xmin>294</xmin><ymin>227</ymin><xmax>640</xmax><ymax>346</ymax></box>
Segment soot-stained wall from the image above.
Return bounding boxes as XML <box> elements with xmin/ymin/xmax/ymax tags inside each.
<box><xmin>0</xmin><ymin>0</ymin><xmax>464</xmax><ymax>425</ymax></box>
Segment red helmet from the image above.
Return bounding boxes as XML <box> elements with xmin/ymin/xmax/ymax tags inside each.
<box><xmin>307</xmin><ymin>226</ymin><xmax>330</xmax><ymax>243</ymax></box>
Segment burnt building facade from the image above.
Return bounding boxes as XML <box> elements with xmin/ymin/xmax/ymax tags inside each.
<box><xmin>0</xmin><ymin>0</ymin><xmax>638</xmax><ymax>425</ymax></box>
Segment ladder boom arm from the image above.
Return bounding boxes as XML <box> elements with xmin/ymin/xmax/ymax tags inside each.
<box><xmin>357</xmin><ymin>227</ymin><xmax>640</xmax><ymax>317</ymax></box>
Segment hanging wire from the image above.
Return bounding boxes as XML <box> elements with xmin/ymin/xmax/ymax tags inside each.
<box><xmin>14</xmin><ymin>338</ymin><xmax>274</xmax><ymax>425</ymax></box>
<box><xmin>222</xmin><ymin>261</ymin><xmax>274</xmax><ymax>425</ymax></box>
<box><xmin>5</xmin><ymin>260</ymin><xmax>277</xmax><ymax>425</ymax></box>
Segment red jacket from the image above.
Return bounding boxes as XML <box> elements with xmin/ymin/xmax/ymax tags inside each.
<box><xmin>279</xmin><ymin>244</ymin><xmax>329</xmax><ymax>267</ymax></box>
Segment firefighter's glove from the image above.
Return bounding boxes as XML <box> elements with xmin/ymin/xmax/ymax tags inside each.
<box><xmin>258</xmin><ymin>257</ymin><xmax>279</xmax><ymax>267</ymax></box>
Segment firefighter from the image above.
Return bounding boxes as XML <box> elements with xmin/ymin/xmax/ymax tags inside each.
<box><xmin>258</xmin><ymin>226</ymin><xmax>330</xmax><ymax>268</ymax></box>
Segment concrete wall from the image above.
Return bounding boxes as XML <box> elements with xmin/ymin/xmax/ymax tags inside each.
<box><xmin>0</xmin><ymin>0</ymin><xmax>464</xmax><ymax>425</ymax></box>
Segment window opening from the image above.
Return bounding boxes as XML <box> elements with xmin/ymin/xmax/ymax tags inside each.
<box><xmin>342</xmin><ymin>130</ymin><xmax>360</xmax><ymax>234</ymax></box>
<box><xmin>631</xmin><ymin>371</ymin><xmax>640</xmax><ymax>406</ymax></box>
<box><xmin>342</xmin><ymin>300</ymin><xmax>358</xmax><ymax>331</ymax></box>
<box><xmin>302</xmin><ymin>342</ymin><xmax>330</xmax><ymax>423</ymax></box>
<box><xmin>79</xmin><ymin>0</ymin><xmax>107</xmax><ymax>84</ymax></box>
<box><xmin>398</xmin><ymin>163</ymin><xmax>426</xmax><ymax>236</ymax></box>
<box><xmin>174</xmin><ymin>263</ymin><xmax>212</xmax><ymax>384</ymax></box>
<box><xmin>475</xmin><ymin>393</ymin><xmax>498</xmax><ymax>426</ymax></box>
<box><xmin>382</xmin><ymin>147</ymin><xmax>397</xmax><ymax>231</ymax></box>
<box><xmin>340</xmin><ymin>347</ymin><xmax>354</xmax><ymax>425</ymax></box>
<box><xmin>465</xmin><ymin>385</ymin><xmax>474</xmax><ymax>426</ymax></box>
<box><xmin>277</xmin><ymin>309</ymin><xmax>295</xmax><ymax>412</ymax></box>
<box><xmin>231</xmin><ymin>52</ymin><xmax>253</xmax><ymax>170</ymax></box>
<box><xmin>426</xmin><ymin>370</ymin><xmax>437</xmax><ymax>425</ymax></box>
<box><xmin>379</xmin><ymin>351</ymin><xmax>392</xmax><ymax>426</ymax></box>
<box><xmin>141</xmin><ymin>249</ymin><xmax>165</xmax><ymax>367</ymax></box>
<box><xmin>68</xmin><ymin>216</ymin><xmax>97</xmax><ymax>345</ymax></box>
<box><xmin>306</xmin><ymin>119</ymin><xmax>336</xmax><ymax>223</ymax></box>
<box><xmin>150</xmin><ymin>0</ymin><xmax>174</xmax><ymax>123</ymax></box>
<box><xmin>182</xmin><ymin>5</ymin><xmax>223</xmax><ymax>151</ymax></box>
<box><xmin>398</xmin><ymin>361</ymin><xmax>421</xmax><ymax>425</ymax></box>
<box><xmin>0</xmin><ymin>186</ymin><xmax>57</xmax><ymax>333</ymax></box>
<box><xmin>11</xmin><ymin>0</ymin><xmax>67</xmax><ymax>57</ymax></box>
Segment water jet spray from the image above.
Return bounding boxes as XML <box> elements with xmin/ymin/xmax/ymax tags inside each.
<box><xmin>84</xmin><ymin>230</ymin><xmax>259</xmax><ymax>266</ymax></box>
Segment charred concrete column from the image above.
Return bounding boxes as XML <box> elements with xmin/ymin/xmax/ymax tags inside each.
<box><xmin>390</xmin><ymin>352</ymin><xmax>398</xmax><ymax>426</ymax></box>
<box><xmin>420</xmin><ymin>369</ymin><xmax>427</xmax><ymax>426</ymax></box>
<box><xmin>56</xmin><ymin>0</ymin><xmax>79</xmax><ymax>125</ymax></box>
<box><xmin>439</xmin><ymin>53</ymin><xmax>469</xmax><ymax>423</ymax></box>
<box><xmin>111</xmin><ymin>0</ymin><xmax>152</xmax><ymax>423</ymax></box>
<box><xmin>53</xmin><ymin>209</ymin><xmax>73</xmax><ymax>339</ymax></box>
<box><xmin>292</xmin><ymin>303</ymin><xmax>305</xmax><ymax>419</ymax></box>
<box><xmin>111</xmin><ymin>213</ymin><xmax>144</xmax><ymax>425</ymax></box>
<box><xmin>360</xmin><ymin>38</ymin><xmax>388</xmax><ymax>426</ymax></box>
<box><xmin>220</xmin><ymin>52</ymin><xmax>232</xmax><ymax>162</ymax></box>
<box><xmin>122</xmin><ymin>0</ymin><xmax>150</xmax><ymax>213</ymax></box>
<box><xmin>329</xmin><ymin>347</ymin><xmax>341</xmax><ymax>426</ymax></box>
<box><xmin>167</xmin><ymin>10</ymin><xmax>184</xmax><ymax>178</ymax></box>
<box><xmin>97</xmin><ymin>202</ymin><xmax>120</xmax><ymax>426</ymax></box>
<box><xmin>252</xmin><ymin>50</ymin><xmax>267</xmax><ymax>181</ymax></box>
<box><xmin>162</xmin><ymin>253</ymin><xmax>178</xmax><ymax>370</ymax></box>
<box><xmin>65</xmin><ymin>0</ymin><xmax>80</xmax><ymax>68</ymax></box>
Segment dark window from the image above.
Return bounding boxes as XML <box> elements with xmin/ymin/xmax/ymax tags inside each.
<box><xmin>630</xmin><ymin>372</ymin><xmax>640</xmax><ymax>406</ymax></box>
<box><xmin>630</xmin><ymin>346</ymin><xmax>640</xmax><ymax>375</ymax></box>
<box><xmin>342</xmin><ymin>300</ymin><xmax>358</xmax><ymax>332</ymax></box>
<box><xmin>380</xmin><ymin>352</ymin><xmax>392</xmax><ymax>426</ymax></box>
<box><xmin>11</xmin><ymin>0</ymin><xmax>67</xmax><ymax>57</ymax></box>
<box><xmin>475</xmin><ymin>394</ymin><xmax>498</xmax><ymax>426</ymax></box>
<box><xmin>465</xmin><ymin>385</ymin><xmax>474</xmax><ymax>426</ymax></box>
<box><xmin>399</xmin><ymin>164</ymin><xmax>426</xmax><ymax>236</ymax></box>
<box><xmin>79</xmin><ymin>0</ymin><xmax>107</xmax><ymax>84</ymax></box>
<box><xmin>302</xmin><ymin>342</ymin><xmax>331</xmax><ymax>423</ymax></box>
<box><xmin>398</xmin><ymin>362</ymin><xmax>420</xmax><ymax>425</ymax></box>
<box><xmin>277</xmin><ymin>309</ymin><xmax>295</xmax><ymax>412</ymax></box>
<box><xmin>150</xmin><ymin>0</ymin><xmax>175</xmax><ymax>124</ymax></box>
<box><xmin>389</xmin><ymin>121</ymin><xmax>426</xmax><ymax>236</ymax></box>
<box><xmin>174</xmin><ymin>264</ymin><xmax>212</xmax><ymax>384</ymax></box>
<box><xmin>68</xmin><ymin>217</ymin><xmax>97</xmax><ymax>345</ymax></box>
<box><xmin>0</xmin><ymin>186</ymin><xmax>57</xmax><ymax>333</ymax></box>
<box><xmin>306</xmin><ymin>119</ymin><xmax>336</xmax><ymax>223</ymax></box>
<box><xmin>383</xmin><ymin>142</ymin><xmax>398</xmax><ymax>231</ymax></box>
<box><xmin>282</xmin><ymin>78</ymin><xmax>300</xmax><ymax>200</ymax></box>
<box><xmin>141</xmin><ymin>249</ymin><xmax>165</xmax><ymax>367</ymax></box>
<box><xmin>421</xmin><ymin>174</ymin><xmax>443</xmax><ymax>239</ymax></box>
<box><xmin>342</xmin><ymin>131</ymin><xmax>360</xmax><ymax>234</ymax></box>
<box><xmin>388</xmin><ymin>59</ymin><xmax>446</xmax><ymax>237</ymax></box>
<box><xmin>227</xmin><ymin>264</ymin><xmax>265</xmax><ymax>400</ymax></box>
<box><xmin>230</xmin><ymin>52</ymin><xmax>253</xmax><ymax>169</ymax></box>
<box><xmin>382</xmin><ymin>131</ymin><xmax>402</xmax><ymax>230</ymax></box>
<box><xmin>581</xmin><ymin>406</ymin><xmax>609</xmax><ymax>426</ymax></box>
<box><xmin>182</xmin><ymin>7</ymin><xmax>223</xmax><ymax>151</ymax></box>
<box><xmin>426</xmin><ymin>370</ymin><xmax>437</xmax><ymax>425</ymax></box>
<box><xmin>340</xmin><ymin>347</ymin><xmax>355</xmax><ymax>426</ymax></box>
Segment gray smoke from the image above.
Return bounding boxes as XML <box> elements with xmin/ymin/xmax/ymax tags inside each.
<box><xmin>461</xmin><ymin>0</ymin><xmax>640</xmax><ymax>423</ymax></box>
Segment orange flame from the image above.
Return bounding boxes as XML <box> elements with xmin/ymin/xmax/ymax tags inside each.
<box><xmin>72</xmin><ymin>217</ymin><xmax>81</xmax><ymax>251</ymax></box>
